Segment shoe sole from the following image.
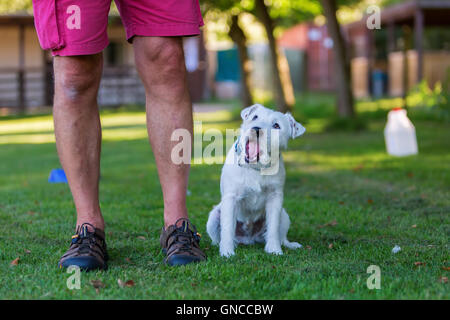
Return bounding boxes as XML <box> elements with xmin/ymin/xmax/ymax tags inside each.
<box><xmin>59</xmin><ymin>256</ymin><xmax>108</xmax><ymax>272</ymax></box>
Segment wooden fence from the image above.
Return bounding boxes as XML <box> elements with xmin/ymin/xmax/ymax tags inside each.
<box><xmin>0</xmin><ymin>67</ymin><xmax>48</xmax><ymax>110</ymax></box>
<box><xmin>0</xmin><ymin>65</ymin><xmax>146</xmax><ymax>111</ymax></box>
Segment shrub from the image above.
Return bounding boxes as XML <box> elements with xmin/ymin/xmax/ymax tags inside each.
<box><xmin>324</xmin><ymin>116</ymin><xmax>368</xmax><ymax>132</ymax></box>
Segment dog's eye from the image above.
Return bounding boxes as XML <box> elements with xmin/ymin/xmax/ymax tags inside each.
<box><xmin>252</xmin><ymin>115</ymin><xmax>258</xmax><ymax>121</ymax></box>
<box><xmin>273</xmin><ymin>123</ymin><xmax>280</xmax><ymax>129</ymax></box>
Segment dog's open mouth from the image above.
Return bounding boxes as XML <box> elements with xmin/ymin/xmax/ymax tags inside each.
<box><xmin>245</xmin><ymin>138</ymin><xmax>259</xmax><ymax>163</ymax></box>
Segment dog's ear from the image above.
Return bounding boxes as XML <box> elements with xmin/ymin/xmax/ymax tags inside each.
<box><xmin>241</xmin><ymin>104</ymin><xmax>262</xmax><ymax>121</ymax></box>
<box><xmin>285</xmin><ymin>112</ymin><xmax>305</xmax><ymax>139</ymax></box>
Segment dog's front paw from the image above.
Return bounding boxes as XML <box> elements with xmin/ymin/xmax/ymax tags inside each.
<box><xmin>265</xmin><ymin>242</ymin><xmax>283</xmax><ymax>255</ymax></box>
<box><xmin>220</xmin><ymin>243</ymin><xmax>235</xmax><ymax>257</ymax></box>
<box><xmin>283</xmin><ymin>240</ymin><xmax>303</xmax><ymax>250</ymax></box>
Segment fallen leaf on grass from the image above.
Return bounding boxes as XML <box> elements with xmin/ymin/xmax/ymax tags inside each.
<box><xmin>90</xmin><ymin>280</ymin><xmax>105</xmax><ymax>289</ymax></box>
<box><xmin>328</xmin><ymin>243</ymin><xmax>333</xmax><ymax>249</ymax></box>
<box><xmin>338</xmin><ymin>201</ymin><xmax>344</xmax><ymax>205</ymax></box>
<box><xmin>118</xmin><ymin>279</ymin><xmax>135</xmax><ymax>288</ymax></box>
<box><xmin>414</xmin><ymin>262</ymin><xmax>426</xmax><ymax>267</ymax></box>
<box><xmin>438</xmin><ymin>276</ymin><xmax>448</xmax><ymax>283</ymax></box>
<box><xmin>411</xmin><ymin>224</ymin><xmax>417</xmax><ymax>228</ymax></box>
<box><xmin>26</xmin><ymin>211</ymin><xmax>37</xmax><ymax>216</ymax></box>
<box><xmin>125</xmin><ymin>280</ymin><xmax>135</xmax><ymax>287</ymax></box>
<box><xmin>10</xmin><ymin>257</ymin><xmax>20</xmax><ymax>266</ymax></box>
<box><xmin>442</xmin><ymin>267</ymin><xmax>450</xmax><ymax>271</ymax></box>
<box><xmin>367</xmin><ymin>199</ymin><xmax>374</xmax><ymax>204</ymax></box>
<box><xmin>407</xmin><ymin>172</ymin><xmax>414</xmax><ymax>178</ymax></box>
<box><xmin>24</xmin><ymin>249</ymin><xmax>31</xmax><ymax>254</ymax></box>
<box><xmin>125</xmin><ymin>258</ymin><xmax>131</xmax><ymax>263</ymax></box>
<box><xmin>306</xmin><ymin>245</ymin><xmax>312</xmax><ymax>250</ymax></box>
<box><xmin>137</xmin><ymin>236</ymin><xmax>146</xmax><ymax>240</ymax></box>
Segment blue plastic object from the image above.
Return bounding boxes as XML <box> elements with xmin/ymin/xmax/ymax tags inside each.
<box><xmin>48</xmin><ymin>168</ymin><xmax>68</xmax><ymax>183</ymax></box>
<box><xmin>371</xmin><ymin>70</ymin><xmax>387</xmax><ymax>98</ymax></box>
<box><xmin>215</xmin><ymin>48</ymin><xmax>241</xmax><ymax>82</ymax></box>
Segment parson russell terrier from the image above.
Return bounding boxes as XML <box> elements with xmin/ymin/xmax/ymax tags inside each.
<box><xmin>206</xmin><ymin>104</ymin><xmax>306</xmax><ymax>257</ymax></box>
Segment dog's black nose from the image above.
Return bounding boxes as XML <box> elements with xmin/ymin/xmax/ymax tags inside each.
<box><xmin>252</xmin><ymin>127</ymin><xmax>261</xmax><ymax>133</ymax></box>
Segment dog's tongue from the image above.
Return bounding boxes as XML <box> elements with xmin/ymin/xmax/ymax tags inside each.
<box><xmin>247</xmin><ymin>140</ymin><xmax>259</xmax><ymax>160</ymax></box>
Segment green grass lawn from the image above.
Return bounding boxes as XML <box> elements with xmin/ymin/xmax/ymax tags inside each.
<box><xmin>0</xmin><ymin>106</ymin><xmax>448</xmax><ymax>299</ymax></box>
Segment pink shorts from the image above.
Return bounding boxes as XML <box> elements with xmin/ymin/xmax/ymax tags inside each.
<box><xmin>32</xmin><ymin>0</ymin><xmax>204</xmax><ymax>56</ymax></box>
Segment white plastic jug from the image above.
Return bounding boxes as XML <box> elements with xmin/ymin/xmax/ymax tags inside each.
<box><xmin>384</xmin><ymin>108</ymin><xmax>418</xmax><ymax>157</ymax></box>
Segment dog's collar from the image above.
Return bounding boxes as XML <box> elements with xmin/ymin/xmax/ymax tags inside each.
<box><xmin>234</xmin><ymin>136</ymin><xmax>242</xmax><ymax>155</ymax></box>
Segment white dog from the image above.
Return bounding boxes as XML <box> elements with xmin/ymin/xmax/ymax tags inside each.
<box><xmin>206</xmin><ymin>104</ymin><xmax>306</xmax><ymax>257</ymax></box>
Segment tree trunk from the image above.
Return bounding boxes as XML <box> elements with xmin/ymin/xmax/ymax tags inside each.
<box><xmin>255</xmin><ymin>0</ymin><xmax>295</xmax><ymax>112</ymax></box>
<box><xmin>228</xmin><ymin>14</ymin><xmax>253</xmax><ymax>107</ymax></box>
<box><xmin>402</xmin><ymin>25</ymin><xmax>412</xmax><ymax>110</ymax></box>
<box><xmin>18</xmin><ymin>24</ymin><xmax>26</xmax><ymax>114</ymax></box>
<box><xmin>320</xmin><ymin>0</ymin><xmax>354</xmax><ymax>118</ymax></box>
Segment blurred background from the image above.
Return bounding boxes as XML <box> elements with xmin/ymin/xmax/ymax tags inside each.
<box><xmin>0</xmin><ymin>1</ymin><xmax>449</xmax><ymax>299</ymax></box>
<box><xmin>0</xmin><ymin>0</ymin><xmax>449</xmax><ymax>122</ymax></box>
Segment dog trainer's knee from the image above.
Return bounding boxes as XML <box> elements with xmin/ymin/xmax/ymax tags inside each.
<box><xmin>134</xmin><ymin>38</ymin><xmax>186</xmax><ymax>95</ymax></box>
<box><xmin>54</xmin><ymin>54</ymin><xmax>102</xmax><ymax>104</ymax></box>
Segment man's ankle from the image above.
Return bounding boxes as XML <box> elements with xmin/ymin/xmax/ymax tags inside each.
<box><xmin>164</xmin><ymin>212</ymin><xmax>188</xmax><ymax>229</ymax></box>
<box><xmin>76</xmin><ymin>219</ymin><xmax>104</xmax><ymax>232</ymax></box>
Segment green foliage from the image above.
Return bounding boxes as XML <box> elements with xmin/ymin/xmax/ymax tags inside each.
<box><xmin>201</xmin><ymin>0</ymin><xmax>241</xmax><ymax>13</ymax></box>
<box><xmin>201</xmin><ymin>0</ymin><xmax>322</xmax><ymax>29</ymax></box>
<box><xmin>407</xmin><ymin>79</ymin><xmax>450</xmax><ymax>122</ymax></box>
<box><xmin>437</xmin><ymin>70</ymin><xmax>450</xmax><ymax>119</ymax></box>
<box><xmin>0</xmin><ymin>0</ymin><xmax>32</xmax><ymax>13</ymax></box>
<box><xmin>263</xmin><ymin>0</ymin><xmax>321</xmax><ymax>28</ymax></box>
<box><xmin>407</xmin><ymin>80</ymin><xmax>443</xmax><ymax>109</ymax></box>
<box><xmin>380</xmin><ymin>0</ymin><xmax>407</xmax><ymax>6</ymax></box>
<box><xmin>325</xmin><ymin>115</ymin><xmax>368</xmax><ymax>132</ymax></box>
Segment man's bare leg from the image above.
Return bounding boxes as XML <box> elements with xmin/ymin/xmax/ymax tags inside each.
<box><xmin>53</xmin><ymin>53</ymin><xmax>104</xmax><ymax>231</ymax></box>
<box><xmin>133</xmin><ymin>37</ymin><xmax>192</xmax><ymax>228</ymax></box>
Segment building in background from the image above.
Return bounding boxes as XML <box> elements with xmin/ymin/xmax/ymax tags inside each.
<box><xmin>279</xmin><ymin>0</ymin><xmax>450</xmax><ymax>99</ymax></box>
<box><xmin>216</xmin><ymin>0</ymin><xmax>450</xmax><ymax>100</ymax></box>
<box><xmin>278</xmin><ymin>22</ymin><xmax>334</xmax><ymax>93</ymax></box>
<box><xmin>211</xmin><ymin>44</ymin><xmax>274</xmax><ymax>101</ymax></box>
<box><xmin>344</xmin><ymin>0</ymin><xmax>450</xmax><ymax>98</ymax></box>
<box><xmin>2</xmin><ymin>0</ymin><xmax>450</xmax><ymax>112</ymax></box>
<box><xmin>0</xmin><ymin>14</ymin><xmax>207</xmax><ymax>112</ymax></box>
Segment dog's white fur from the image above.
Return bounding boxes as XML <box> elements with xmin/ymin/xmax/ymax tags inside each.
<box><xmin>206</xmin><ymin>104</ymin><xmax>305</xmax><ymax>257</ymax></box>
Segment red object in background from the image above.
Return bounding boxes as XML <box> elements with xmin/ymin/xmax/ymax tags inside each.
<box><xmin>278</xmin><ymin>22</ymin><xmax>335</xmax><ymax>92</ymax></box>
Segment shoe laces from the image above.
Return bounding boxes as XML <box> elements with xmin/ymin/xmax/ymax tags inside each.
<box><xmin>169</xmin><ymin>218</ymin><xmax>201</xmax><ymax>252</ymax></box>
<box><xmin>71</xmin><ymin>223</ymin><xmax>98</xmax><ymax>253</ymax></box>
